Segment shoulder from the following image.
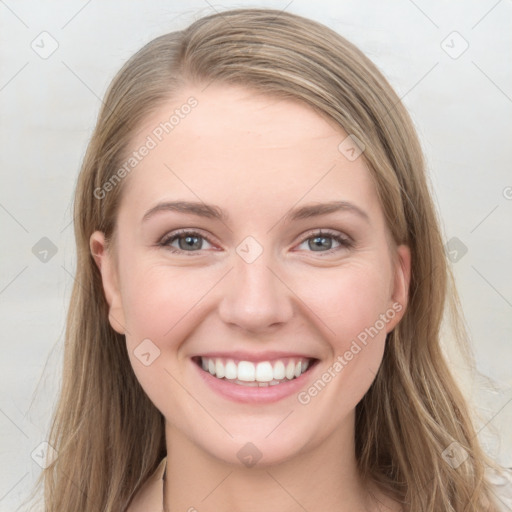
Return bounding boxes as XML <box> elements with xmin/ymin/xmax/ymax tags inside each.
<box><xmin>486</xmin><ymin>465</ymin><xmax>512</xmax><ymax>511</ymax></box>
<box><xmin>125</xmin><ymin>457</ymin><xmax>166</xmax><ymax>512</ymax></box>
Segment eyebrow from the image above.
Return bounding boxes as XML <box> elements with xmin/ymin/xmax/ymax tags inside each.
<box><xmin>141</xmin><ymin>200</ymin><xmax>370</xmax><ymax>224</ymax></box>
<box><xmin>142</xmin><ymin>201</ymin><xmax>227</xmax><ymax>223</ymax></box>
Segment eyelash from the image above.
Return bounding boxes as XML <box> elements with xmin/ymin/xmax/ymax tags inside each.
<box><xmin>158</xmin><ymin>229</ymin><xmax>354</xmax><ymax>256</ymax></box>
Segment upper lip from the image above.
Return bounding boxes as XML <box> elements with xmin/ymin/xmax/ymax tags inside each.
<box><xmin>193</xmin><ymin>350</ymin><xmax>318</xmax><ymax>362</ymax></box>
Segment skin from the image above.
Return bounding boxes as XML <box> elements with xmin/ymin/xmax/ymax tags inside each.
<box><xmin>91</xmin><ymin>84</ymin><xmax>410</xmax><ymax>512</ymax></box>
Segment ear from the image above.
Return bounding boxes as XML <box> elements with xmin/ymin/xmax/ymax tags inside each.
<box><xmin>385</xmin><ymin>244</ymin><xmax>411</xmax><ymax>333</ymax></box>
<box><xmin>89</xmin><ymin>231</ymin><xmax>126</xmax><ymax>334</ymax></box>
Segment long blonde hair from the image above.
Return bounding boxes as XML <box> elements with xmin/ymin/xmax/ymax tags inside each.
<box><xmin>26</xmin><ymin>8</ymin><xmax>504</xmax><ymax>511</ymax></box>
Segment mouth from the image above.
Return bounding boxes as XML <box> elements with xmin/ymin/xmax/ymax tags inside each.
<box><xmin>191</xmin><ymin>355</ymin><xmax>319</xmax><ymax>387</ymax></box>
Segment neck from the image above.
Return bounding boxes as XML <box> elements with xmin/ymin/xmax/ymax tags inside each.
<box><xmin>163</xmin><ymin>416</ymin><xmax>382</xmax><ymax>512</ymax></box>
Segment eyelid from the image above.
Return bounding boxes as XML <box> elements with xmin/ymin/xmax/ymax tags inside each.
<box><xmin>298</xmin><ymin>228</ymin><xmax>353</xmax><ymax>244</ymax></box>
<box><xmin>160</xmin><ymin>228</ymin><xmax>212</xmax><ymax>244</ymax></box>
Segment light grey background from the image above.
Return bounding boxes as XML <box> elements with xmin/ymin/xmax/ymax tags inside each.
<box><xmin>1</xmin><ymin>1</ymin><xmax>511</xmax><ymax>510</ymax></box>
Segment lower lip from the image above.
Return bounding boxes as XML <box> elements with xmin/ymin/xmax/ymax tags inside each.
<box><xmin>193</xmin><ymin>359</ymin><xmax>318</xmax><ymax>404</ymax></box>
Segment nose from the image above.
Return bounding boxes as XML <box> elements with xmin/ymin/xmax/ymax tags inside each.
<box><xmin>217</xmin><ymin>251</ymin><xmax>294</xmax><ymax>334</ymax></box>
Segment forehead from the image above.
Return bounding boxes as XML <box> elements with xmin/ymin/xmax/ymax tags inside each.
<box><xmin>131</xmin><ymin>84</ymin><xmax>344</xmax><ymax>157</ymax></box>
<box><xmin>117</xmin><ymin>84</ymin><xmax>380</xmax><ymax>226</ymax></box>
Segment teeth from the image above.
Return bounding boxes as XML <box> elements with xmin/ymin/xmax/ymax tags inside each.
<box><xmin>198</xmin><ymin>356</ymin><xmax>313</xmax><ymax>385</ymax></box>
<box><xmin>225</xmin><ymin>360</ymin><xmax>237</xmax><ymax>380</ymax></box>
<box><xmin>238</xmin><ymin>361</ymin><xmax>255</xmax><ymax>382</ymax></box>
<box><xmin>285</xmin><ymin>361</ymin><xmax>295</xmax><ymax>380</ymax></box>
<box><xmin>215</xmin><ymin>359</ymin><xmax>225</xmax><ymax>379</ymax></box>
<box><xmin>255</xmin><ymin>362</ymin><xmax>273</xmax><ymax>382</ymax></box>
<box><xmin>273</xmin><ymin>360</ymin><xmax>285</xmax><ymax>380</ymax></box>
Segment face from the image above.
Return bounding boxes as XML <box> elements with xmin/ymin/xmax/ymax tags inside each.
<box><xmin>91</xmin><ymin>84</ymin><xmax>410</xmax><ymax>468</ymax></box>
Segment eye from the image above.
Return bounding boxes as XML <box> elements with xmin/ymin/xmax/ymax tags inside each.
<box><xmin>158</xmin><ymin>229</ymin><xmax>353</xmax><ymax>256</ymax></box>
<box><xmin>159</xmin><ymin>230</ymin><xmax>215</xmax><ymax>254</ymax></box>
<box><xmin>295</xmin><ymin>230</ymin><xmax>353</xmax><ymax>254</ymax></box>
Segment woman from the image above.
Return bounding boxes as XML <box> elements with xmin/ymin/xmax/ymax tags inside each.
<box><xmin>27</xmin><ymin>8</ymin><xmax>511</xmax><ymax>512</ymax></box>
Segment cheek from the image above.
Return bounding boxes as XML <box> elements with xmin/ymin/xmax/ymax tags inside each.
<box><xmin>296</xmin><ymin>261</ymin><xmax>393</xmax><ymax>344</ymax></box>
<box><xmin>294</xmin><ymin>265</ymin><xmax>392</xmax><ymax>413</ymax></box>
<box><xmin>121</xmin><ymin>264</ymin><xmax>213</xmax><ymax>413</ymax></box>
<box><xmin>121</xmin><ymin>263</ymin><xmax>211</xmax><ymax>342</ymax></box>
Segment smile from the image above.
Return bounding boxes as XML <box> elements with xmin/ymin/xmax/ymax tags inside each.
<box><xmin>193</xmin><ymin>356</ymin><xmax>316</xmax><ymax>387</ymax></box>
